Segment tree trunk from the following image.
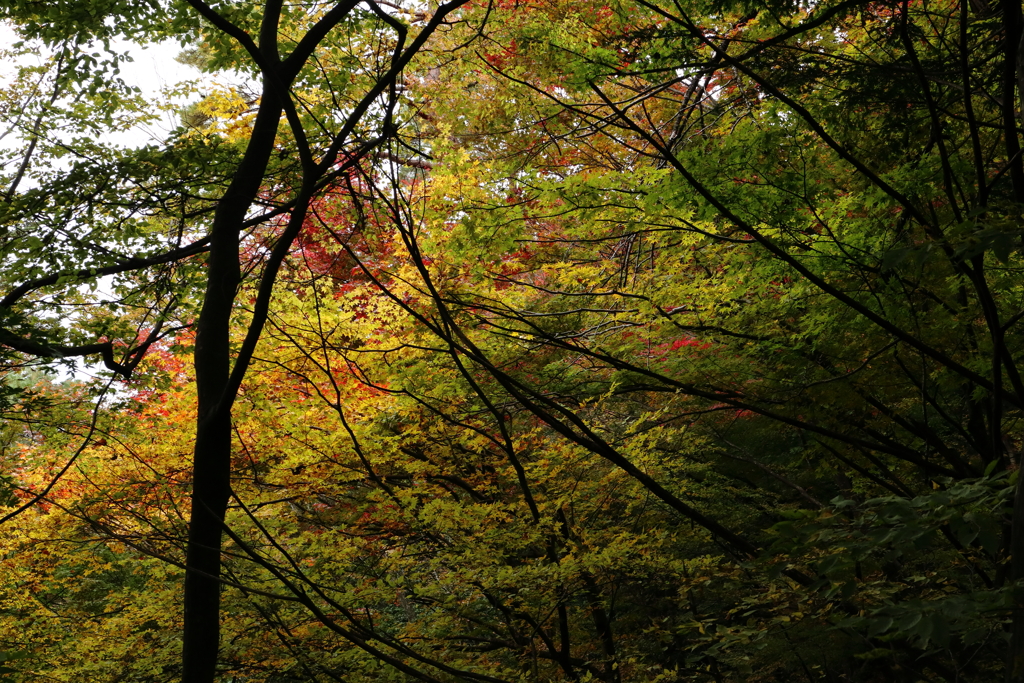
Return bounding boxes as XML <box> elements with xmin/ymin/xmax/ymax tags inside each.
<box><xmin>181</xmin><ymin>84</ymin><xmax>283</xmax><ymax>683</ymax></box>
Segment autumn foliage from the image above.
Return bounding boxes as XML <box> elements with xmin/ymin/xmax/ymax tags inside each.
<box><xmin>1</xmin><ymin>0</ymin><xmax>1024</xmax><ymax>681</ymax></box>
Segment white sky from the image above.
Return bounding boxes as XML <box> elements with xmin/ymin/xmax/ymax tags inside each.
<box><xmin>113</xmin><ymin>39</ymin><xmax>205</xmax><ymax>146</ymax></box>
<box><xmin>0</xmin><ymin>22</ymin><xmax>207</xmax><ymax>149</ymax></box>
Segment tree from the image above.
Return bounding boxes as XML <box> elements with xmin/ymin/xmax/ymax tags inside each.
<box><xmin>0</xmin><ymin>1</ymin><xmax>469</xmax><ymax>681</ymax></box>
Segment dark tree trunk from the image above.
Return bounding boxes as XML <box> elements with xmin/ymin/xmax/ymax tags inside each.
<box><xmin>181</xmin><ymin>84</ymin><xmax>283</xmax><ymax>683</ymax></box>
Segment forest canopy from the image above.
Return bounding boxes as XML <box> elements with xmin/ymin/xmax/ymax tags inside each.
<box><xmin>0</xmin><ymin>0</ymin><xmax>1023</xmax><ymax>681</ymax></box>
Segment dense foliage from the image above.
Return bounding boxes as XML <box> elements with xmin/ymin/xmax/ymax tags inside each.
<box><xmin>0</xmin><ymin>0</ymin><xmax>1023</xmax><ymax>681</ymax></box>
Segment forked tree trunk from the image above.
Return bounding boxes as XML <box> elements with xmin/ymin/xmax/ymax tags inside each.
<box><xmin>176</xmin><ymin>1</ymin><xmax>466</xmax><ymax>678</ymax></box>
<box><xmin>182</xmin><ymin>86</ymin><xmax>283</xmax><ymax>683</ymax></box>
